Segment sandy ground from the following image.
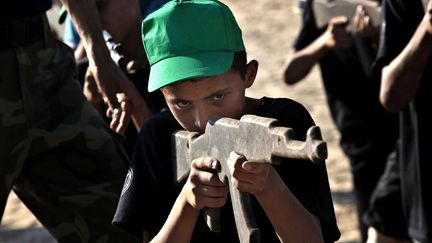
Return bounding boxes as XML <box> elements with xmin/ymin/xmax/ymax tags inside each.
<box><xmin>0</xmin><ymin>1</ymin><xmax>360</xmax><ymax>242</ymax></box>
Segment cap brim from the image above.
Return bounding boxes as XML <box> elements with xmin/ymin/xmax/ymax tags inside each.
<box><xmin>148</xmin><ymin>51</ymin><xmax>234</xmax><ymax>92</ymax></box>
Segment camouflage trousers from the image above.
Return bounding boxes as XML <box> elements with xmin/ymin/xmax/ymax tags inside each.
<box><xmin>0</xmin><ymin>15</ymin><xmax>139</xmax><ymax>243</ymax></box>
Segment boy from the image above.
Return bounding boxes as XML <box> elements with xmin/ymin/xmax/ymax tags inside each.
<box><xmin>281</xmin><ymin>1</ymin><xmax>401</xmax><ymax>241</ymax></box>
<box><xmin>113</xmin><ymin>0</ymin><xmax>340</xmax><ymax>242</ymax></box>
<box><xmin>366</xmin><ymin>0</ymin><xmax>432</xmax><ymax>242</ymax></box>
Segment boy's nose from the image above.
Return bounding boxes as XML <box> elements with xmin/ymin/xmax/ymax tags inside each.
<box><xmin>194</xmin><ymin>109</ymin><xmax>210</xmax><ymax>133</ymax></box>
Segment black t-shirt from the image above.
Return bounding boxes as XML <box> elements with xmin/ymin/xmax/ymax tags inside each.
<box><xmin>121</xmin><ymin>63</ymin><xmax>166</xmax><ymax>156</ymax></box>
<box><xmin>375</xmin><ymin>0</ymin><xmax>432</xmax><ymax>241</ymax></box>
<box><xmin>3</xmin><ymin>0</ymin><xmax>51</xmax><ymax>19</ymax></box>
<box><xmin>113</xmin><ymin>97</ymin><xmax>340</xmax><ymax>242</ymax></box>
<box><xmin>294</xmin><ymin>0</ymin><xmax>398</xmax><ymax>157</ymax></box>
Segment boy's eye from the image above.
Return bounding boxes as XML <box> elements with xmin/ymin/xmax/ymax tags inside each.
<box><xmin>174</xmin><ymin>100</ymin><xmax>190</xmax><ymax>109</ymax></box>
<box><xmin>212</xmin><ymin>93</ymin><xmax>225</xmax><ymax>101</ymax></box>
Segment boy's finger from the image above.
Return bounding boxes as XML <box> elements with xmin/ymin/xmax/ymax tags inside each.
<box><xmin>235</xmin><ymin>181</ymin><xmax>260</xmax><ymax>195</ymax></box>
<box><xmin>198</xmin><ymin>194</ymin><xmax>227</xmax><ymax>209</ymax></box>
<box><xmin>189</xmin><ymin>162</ymin><xmax>224</xmax><ymax>186</ymax></box>
<box><xmin>364</xmin><ymin>16</ymin><xmax>371</xmax><ymax>27</ymax></box>
<box><xmin>114</xmin><ymin>113</ymin><xmax>127</xmax><ymax>135</ymax></box>
<box><xmin>197</xmin><ymin>170</ymin><xmax>225</xmax><ymax>186</ymax></box>
<box><xmin>106</xmin><ymin>106</ymin><xmax>113</xmax><ymax>119</ymax></box>
<box><xmin>232</xmin><ymin>168</ymin><xmax>266</xmax><ymax>186</ymax></box>
<box><xmin>192</xmin><ymin>157</ymin><xmax>220</xmax><ymax>171</ymax></box>
<box><xmin>241</xmin><ymin>161</ymin><xmax>268</xmax><ymax>173</ymax></box>
<box><xmin>115</xmin><ymin>101</ymin><xmax>132</xmax><ymax>134</ymax></box>
<box><xmin>109</xmin><ymin>108</ymin><xmax>120</xmax><ymax>131</ymax></box>
<box><xmin>194</xmin><ymin>184</ymin><xmax>228</xmax><ymax>198</ymax></box>
<box><xmin>227</xmin><ymin>151</ymin><xmax>247</xmax><ymax>172</ymax></box>
<box><xmin>331</xmin><ymin>16</ymin><xmax>349</xmax><ymax>27</ymax></box>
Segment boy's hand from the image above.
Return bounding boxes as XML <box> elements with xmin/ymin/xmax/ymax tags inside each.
<box><xmin>228</xmin><ymin>152</ymin><xmax>270</xmax><ymax>195</ymax></box>
<box><xmin>352</xmin><ymin>5</ymin><xmax>379</xmax><ymax>42</ymax></box>
<box><xmin>87</xmin><ymin>52</ymin><xmax>133</xmax><ymax>134</ymax></box>
<box><xmin>423</xmin><ymin>0</ymin><xmax>432</xmax><ymax>34</ymax></box>
<box><xmin>106</xmin><ymin>93</ymin><xmax>132</xmax><ymax>135</ymax></box>
<box><xmin>83</xmin><ymin>69</ymin><xmax>105</xmax><ymax>115</ymax></box>
<box><xmin>83</xmin><ymin>59</ymin><xmax>134</xmax><ymax>135</ymax></box>
<box><xmin>324</xmin><ymin>16</ymin><xmax>353</xmax><ymax>49</ymax></box>
<box><xmin>183</xmin><ymin>157</ymin><xmax>228</xmax><ymax>210</ymax></box>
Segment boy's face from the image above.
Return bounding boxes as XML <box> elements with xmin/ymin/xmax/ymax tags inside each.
<box><xmin>161</xmin><ymin>64</ymin><xmax>257</xmax><ymax>133</ymax></box>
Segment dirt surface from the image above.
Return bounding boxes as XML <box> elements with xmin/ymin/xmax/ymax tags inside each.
<box><xmin>0</xmin><ymin>1</ymin><xmax>360</xmax><ymax>242</ymax></box>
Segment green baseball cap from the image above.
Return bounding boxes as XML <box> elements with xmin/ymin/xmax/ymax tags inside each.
<box><xmin>142</xmin><ymin>0</ymin><xmax>245</xmax><ymax>92</ymax></box>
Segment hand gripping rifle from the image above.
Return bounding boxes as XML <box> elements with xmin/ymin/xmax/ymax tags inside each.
<box><xmin>312</xmin><ymin>0</ymin><xmax>381</xmax><ymax>30</ymax></box>
<box><xmin>172</xmin><ymin>115</ymin><xmax>327</xmax><ymax>243</ymax></box>
<box><xmin>312</xmin><ymin>0</ymin><xmax>381</xmax><ymax>77</ymax></box>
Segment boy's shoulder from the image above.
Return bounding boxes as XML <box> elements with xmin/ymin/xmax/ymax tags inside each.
<box><xmin>258</xmin><ymin>97</ymin><xmax>314</xmax><ymax>130</ymax></box>
<box><xmin>137</xmin><ymin>109</ymin><xmax>182</xmax><ymax>143</ymax></box>
<box><xmin>259</xmin><ymin>96</ymin><xmax>311</xmax><ymax>115</ymax></box>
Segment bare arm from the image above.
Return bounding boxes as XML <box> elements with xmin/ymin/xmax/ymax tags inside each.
<box><xmin>149</xmin><ymin>158</ymin><xmax>228</xmax><ymax>243</ymax></box>
<box><xmin>254</xmin><ymin>167</ymin><xmax>323</xmax><ymax>243</ymax></box>
<box><xmin>120</xmin><ymin>85</ymin><xmax>153</xmax><ymax>132</ymax></box>
<box><xmin>283</xmin><ymin>16</ymin><xmax>352</xmax><ymax>84</ymax></box>
<box><xmin>149</xmin><ymin>193</ymin><xmax>200</xmax><ymax>243</ymax></box>
<box><xmin>150</xmin><ymin>153</ymin><xmax>325</xmax><ymax>243</ymax></box>
<box><xmin>228</xmin><ymin>152</ymin><xmax>323</xmax><ymax>243</ymax></box>
<box><xmin>380</xmin><ymin>4</ymin><xmax>432</xmax><ymax>112</ymax></box>
<box><xmin>60</xmin><ymin>0</ymin><xmax>131</xmax><ymax>132</ymax></box>
<box><xmin>84</xmin><ymin>70</ymin><xmax>153</xmax><ymax>133</ymax></box>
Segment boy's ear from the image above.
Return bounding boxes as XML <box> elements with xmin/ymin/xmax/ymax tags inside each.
<box><xmin>245</xmin><ymin>60</ymin><xmax>258</xmax><ymax>88</ymax></box>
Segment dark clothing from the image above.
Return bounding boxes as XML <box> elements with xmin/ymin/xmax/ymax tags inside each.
<box><xmin>1</xmin><ymin>10</ymin><xmax>46</xmax><ymax>49</ymax></box>
<box><xmin>139</xmin><ymin>0</ymin><xmax>170</xmax><ymax>18</ymax></box>
<box><xmin>126</xmin><ymin>65</ymin><xmax>165</xmax><ymax>116</ymax></box>
<box><xmin>121</xmin><ymin>64</ymin><xmax>166</xmax><ymax>156</ymax></box>
<box><xmin>113</xmin><ymin>97</ymin><xmax>341</xmax><ymax>242</ymax></box>
<box><xmin>3</xmin><ymin>1</ymin><xmax>51</xmax><ymax>19</ymax></box>
<box><xmin>365</xmin><ymin>148</ymin><xmax>410</xmax><ymax>239</ymax></box>
<box><xmin>370</xmin><ymin>0</ymin><xmax>432</xmax><ymax>241</ymax></box>
<box><xmin>294</xmin><ymin>0</ymin><xmax>400</xmax><ymax>241</ymax></box>
<box><xmin>0</xmin><ymin>8</ymin><xmax>139</xmax><ymax>243</ymax></box>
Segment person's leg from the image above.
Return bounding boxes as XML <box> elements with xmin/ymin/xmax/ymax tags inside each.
<box><xmin>365</xmin><ymin>150</ymin><xmax>411</xmax><ymax>243</ymax></box>
<box><xmin>10</xmin><ymin>22</ymin><xmax>139</xmax><ymax>242</ymax></box>
<box><xmin>0</xmin><ymin>42</ymin><xmax>32</xmax><ymax>222</ymax></box>
<box><xmin>348</xmin><ymin>150</ymin><xmax>388</xmax><ymax>242</ymax></box>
